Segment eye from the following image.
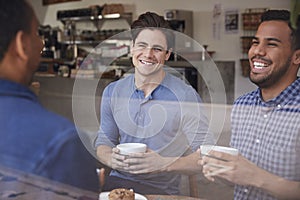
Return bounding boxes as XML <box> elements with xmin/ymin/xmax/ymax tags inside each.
<box><xmin>152</xmin><ymin>47</ymin><xmax>163</xmax><ymax>52</ymax></box>
<box><xmin>138</xmin><ymin>44</ymin><xmax>146</xmax><ymax>48</ymax></box>
<box><xmin>251</xmin><ymin>39</ymin><xmax>259</xmax><ymax>46</ymax></box>
<box><xmin>136</xmin><ymin>43</ymin><xmax>147</xmax><ymax>49</ymax></box>
<box><xmin>267</xmin><ymin>42</ymin><xmax>278</xmax><ymax>47</ymax></box>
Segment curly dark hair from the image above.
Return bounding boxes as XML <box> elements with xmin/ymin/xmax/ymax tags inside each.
<box><xmin>130</xmin><ymin>12</ymin><xmax>174</xmax><ymax>50</ymax></box>
<box><xmin>261</xmin><ymin>10</ymin><xmax>300</xmax><ymax>51</ymax></box>
<box><xmin>0</xmin><ymin>0</ymin><xmax>34</xmax><ymax>61</ymax></box>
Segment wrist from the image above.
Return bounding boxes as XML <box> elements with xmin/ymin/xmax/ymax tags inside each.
<box><xmin>162</xmin><ymin>157</ymin><xmax>174</xmax><ymax>172</ymax></box>
<box><xmin>251</xmin><ymin>168</ymin><xmax>277</xmax><ymax>190</ymax></box>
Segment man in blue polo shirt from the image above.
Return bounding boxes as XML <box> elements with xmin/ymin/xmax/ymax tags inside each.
<box><xmin>96</xmin><ymin>12</ymin><xmax>213</xmax><ymax>195</ymax></box>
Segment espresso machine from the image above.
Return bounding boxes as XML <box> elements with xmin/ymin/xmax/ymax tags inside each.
<box><xmin>39</xmin><ymin>25</ymin><xmax>61</xmax><ymax>59</ymax></box>
<box><xmin>164</xmin><ymin>10</ymin><xmax>197</xmax><ymax>91</ymax></box>
<box><xmin>164</xmin><ymin>9</ymin><xmax>193</xmax><ymax>53</ymax></box>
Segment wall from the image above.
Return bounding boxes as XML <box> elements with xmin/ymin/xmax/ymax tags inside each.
<box><xmin>30</xmin><ymin>0</ymin><xmax>290</xmax><ymax>100</ymax></box>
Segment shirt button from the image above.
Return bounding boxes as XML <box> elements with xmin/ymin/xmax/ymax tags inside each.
<box><xmin>244</xmin><ymin>188</ymin><xmax>249</xmax><ymax>193</ymax></box>
<box><xmin>263</xmin><ymin>114</ymin><xmax>268</xmax><ymax>118</ymax></box>
<box><xmin>255</xmin><ymin>139</ymin><xmax>260</xmax><ymax>144</ymax></box>
<box><xmin>277</xmin><ymin>104</ymin><xmax>282</xmax><ymax>109</ymax></box>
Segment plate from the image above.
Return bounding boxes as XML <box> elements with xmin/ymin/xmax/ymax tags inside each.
<box><xmin>99</xmin><ymin>191</ymin><xmax>147</xmax><ymax>200</ymax></box>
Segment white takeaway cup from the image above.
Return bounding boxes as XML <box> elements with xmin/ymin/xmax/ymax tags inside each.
<box><xmin>116</xmin><ymin>143</ymin><xmax>147</xmax><ymax>155</ymax></box>
<box><xmin>200</xmin><ymin>145</ymin><xmax>238</xmax><ymax>156</ymax></box>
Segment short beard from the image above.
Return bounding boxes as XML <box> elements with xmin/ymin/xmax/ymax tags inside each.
<box><xmin>250</xmin><ymin>57</ymin><xmax>291</xmax><ymax>88</ymax></box>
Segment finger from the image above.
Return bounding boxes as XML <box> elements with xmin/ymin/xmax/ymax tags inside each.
<box><xmin>202</xmin><ymin>155</ymin><xmax>220</xmax><ymax>164</ymax></box>
<box><xmin>112</xmin><ymin>147</ymin><xmax>120</xmax><ymax>153</ymax></box>
<box><xmin>206</xmin><ymin>166</ymin><xmax>233</xmax><ymax>176</ymax></box>
<box><xmin>112</xmin><ymin>162</ymin><xmax>129</xmax><ymax>172</ymax></box>
<box><xmin>202</xmin><ymin>165</ymin><xmax>210</xmax><ymax>173</ymax></box>
<box><xmin>127</xmin><ymin>165</ymin><xmax>154</xmax><ymax>174</ymax></box>
<box><xmin>111</xmin><ymin>154</ymin><xmax>129</xmax><ymax>169</ymax></box>
<box><xmin>197</xmin><ymin>159</ymin><xmax>203</xmax><ymax>166</ymax></box>
<box><xmin>123</xmin><ymin>163</ymin><xmax>150</xmax><ymax>174</ymax></box>
<box><xmin>124</xmin><ymin>152</ymin><xmax>145</xmax><ymax>158</ymax></box>
<box><xmin>112</xmin><ymin>157</ymin><xmax>128</xmax><ymax>167</ymax></box>
<box><xmin>127</xmin><ymin>169</ymin><xmax>148</xmax><ymax>174</ymax></box>
<box><xmin>202</xmin><ymin>154</ymin><xmax>230</xmax><ymax>168</ymax></box>
<box><xmin>198</xmin><ymin>157</ymin><xmax>207</xmax><ymax>166</ymax></box>
<box><xmin>124</xmin><ymin>155</ymin><xmax>148</xmax><ymax>165</ymax></box>
<box><xmin>209</xmin><ymin>151</ymin><xmax>237</xmax><ymax>161</ymax></box>
<box><xmin>112</xmin><ymin>150</ymin><xmax>127</xmax><ymax>159</ymax></box>
<box><xmin>203</xmin><ymin>171</ymin><xmax>215</xmax><ymax>181</ymax></box>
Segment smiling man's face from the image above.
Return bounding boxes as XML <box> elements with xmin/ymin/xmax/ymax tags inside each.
<box><xmin>248</xmin><ymin>20</ymin><xmax>293</xmax><ymax>89</ymax></box>
<box><xmin>131</xmin><ymin>29</ymin><xmax>171</xmax><ymax>78</ymax></box>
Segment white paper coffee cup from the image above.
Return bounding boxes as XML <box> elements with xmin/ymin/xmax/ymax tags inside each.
<box><xmin>200</xmin><ymin>145</ymin><xmax>238</xmax><ymax>156</ymax></box>
<box><xmin>117</xmin><ymin>143</ymin><xmax>147</xmax><ymax>155</ymax></box>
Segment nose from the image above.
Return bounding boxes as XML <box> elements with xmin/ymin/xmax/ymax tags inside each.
<box><xmin>252</xmin><ymin>43</ymin><xmax>266</xmax><ymax>56</ymax></box>
<box><xmin>143</xmin><ymin>47</ymin><xmax>154</xmax><ymax>57</ymax></box>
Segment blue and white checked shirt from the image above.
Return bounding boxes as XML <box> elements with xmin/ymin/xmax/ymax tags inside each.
<box><xmin>231</xmin><ymin>78</ymin><xmax>300</xmax><ymax>200</ymax></box>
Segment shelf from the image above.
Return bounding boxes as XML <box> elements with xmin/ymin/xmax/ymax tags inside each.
<box><xmin>58</xmin><ymin>10</ymin><xmax>132</xmax><ymax>61</ymax></box>
<box><xmin>240</xmin><ymin>36</ymin><xmax>253</xmax><ymax>54</ymax></box>
<box><xmin>40</xmin><ymin>58</ymin><xmax>74</xmax><ymax>65</ymax></box>
<box><xmin>61</xmin><ymin>35</ymin><xmax>132</xmax><ymax>46</ymax></box>
<box><xmin>240</xmin><ymin>8</ymin><xmax>267</xmax><ymax>77</ymax></box>
<box><xmin>59</xmin><ymin>13</ymin><xmax>132</xmax><ymax>26</ymax></box>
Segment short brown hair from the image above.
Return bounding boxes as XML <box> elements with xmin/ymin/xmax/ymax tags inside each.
<box><xmin>131</xmin><ymin>12</ymin><xmax>174</xmax><ymax>50</ymax></box>
<box><xmin>0</xmin><ymin>0</ymin><xmax>34</xmax><ymax>61</ymax></box>
<box><xmin>261</xmin><ymin>10</ymin><xmax>300</xmax><ymax>51</ymax></box>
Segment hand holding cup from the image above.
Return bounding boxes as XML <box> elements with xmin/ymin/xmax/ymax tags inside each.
<box><xmin>200</xmin><ymin>145</ymin><xmax>238</xmax><ymax>177</ymax></box>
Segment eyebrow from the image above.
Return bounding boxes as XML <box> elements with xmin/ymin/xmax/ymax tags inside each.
<box><xmin>135</xmin><ymin>41</ymin><xmax>147</xmax><ymax>45</ymax></box>
<box><xmin>253</xmin><ymin>36</ymin><xmax>282</xmax><ymax>43</ymax></box>
<box><xmin>135</xmin><ymin>41</ymin><xmax>165</xmax><ymax>49</ymax></box>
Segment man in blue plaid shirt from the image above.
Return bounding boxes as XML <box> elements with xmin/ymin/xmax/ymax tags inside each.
<box><xmin>201</xmin><ymin>10</ymin><xmax>300</xmax><ymax>199</ymax></box>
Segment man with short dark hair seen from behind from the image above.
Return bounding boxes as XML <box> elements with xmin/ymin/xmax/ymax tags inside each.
<box><xmin>0</xmin><ymin>0</ymin><xmax>99</xmax><ymax>192</ymax></box>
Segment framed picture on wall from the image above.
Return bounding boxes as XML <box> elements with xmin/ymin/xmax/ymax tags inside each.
<box><xmin>43</xmin><ymin>0</ymin><xmax>81</xmax><ymax>6</ymax></box>
<box><xmin>225</xmin><ymin>9</ymin><xmax>239</xmax><ymax>34</ymax></box>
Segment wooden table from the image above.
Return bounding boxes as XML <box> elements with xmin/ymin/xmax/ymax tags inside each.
<box><xmin>0</xmin><ymin>164</ymin><xmax>98</xmax><ymax>200</ymax></box>
<box><xmin>0</xmin><ymin>165</ymin><xmax>204</xmax><ymax>200</ymax></box>
<box><xmin>146</xmin><ymin>194</ymin><xmax>203</xmax><ymax>200</ymax></box>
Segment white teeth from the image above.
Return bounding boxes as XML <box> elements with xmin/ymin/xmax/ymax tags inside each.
<box><xmin>253</xmin><ymin>61</ymin><xmax>268</xmax><ymax>69</ymax></box>
<box><xmin>141</xmin><ymin>60</ymin><xmax>154</xmax><ymax>65</ymax></box>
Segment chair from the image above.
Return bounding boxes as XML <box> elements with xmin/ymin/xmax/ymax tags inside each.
<box><xmin>97</xmin><ymin>167</ymin><xmax>200</xmax><ymax>198</ymax></box>
<box><xmin>188</xmin><ymin>174</ymin><xmax>200</xmax><ymax>198</ymax></box>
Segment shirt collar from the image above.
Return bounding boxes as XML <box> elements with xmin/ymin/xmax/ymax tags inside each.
<box><xmin>0</xmin><ymin>79</ymin><xmax>38</xmax><ymax>101</ymax></box>
<box><xmin>256</xmin><ymin>77</ymin><xmax>300</xmax><ymax>107</ymax></box>
<box><xmin>132</xmin><ymin>72</ymin><xmax>170</xmax><ymax>99</ymax></box>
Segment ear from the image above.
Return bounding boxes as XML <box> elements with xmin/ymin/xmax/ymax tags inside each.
<box><xmin>292</xmin><ymin>49</ymin><xmax>300</xmax><ymax>64</ymax></box>
<box><xmin>15</xmin><ymin>31</ymin><xmax>28</xmax><ymax>61</ymax></box>
<box><xmin>129</xmin><ymin>41</ymin><xmax>134</xmax><ymax>57</ymax></box>
<box><xmin>165</xmin><ymin>48</ymin><xmax>173</xmax><ymax>61</ymax></box>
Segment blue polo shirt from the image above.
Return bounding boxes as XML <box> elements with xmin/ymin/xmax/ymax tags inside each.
<box><xmin>0</xmin><ymin>79</ymin><xmax>99</xmax><ymax>191</ymax></box>
<box><xmin>96</xmin><ymin>72</ymin><xmax>212</xmax><ymax>194</ymax></box>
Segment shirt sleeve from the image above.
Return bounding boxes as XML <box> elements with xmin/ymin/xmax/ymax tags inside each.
<box><xmin>181</xmin><ymin>89</ymin><xmax>215</xmax><ymax>152</ymax></box>
<box><xmin>34</xmin><ymin>127</ymin><xmax>99</xmax><ymax>192</ymax></box>
<box><xmin>95</xmin><ymin>84</ymin><xmax>120</xmax><ymax>148</ymax></box>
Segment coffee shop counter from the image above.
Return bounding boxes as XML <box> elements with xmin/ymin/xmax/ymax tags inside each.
<box><xmin>32</xmin><ymin>75</ymin><xmax>114</xmax><ymax>127</ymax></box>
<box><xmin>33</xmin><ymin>60</ymin><xmax>235</xmax><ymax>122</ymax></box>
